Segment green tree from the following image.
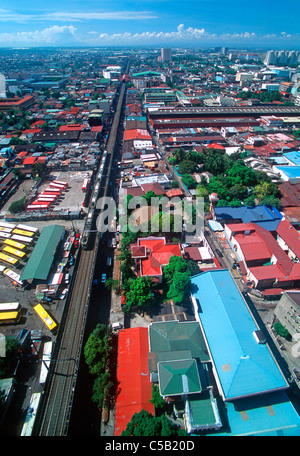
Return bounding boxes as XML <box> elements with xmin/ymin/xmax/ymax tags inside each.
<box><xmin>9</xmin><ymin>196</ymin><xmax>26</xmax><ymax>214</ymax></box>
<box><xmin>91</xmin><ymin>371</ymin><xmax>114</xmax><ymax>408</ymax></box>
<box><xmin>274</xmin><ymin>322</ymin><xmax>291</xmax><ymax>340</ymax></box>
<box><xmin>0</xmin><ymin>337</ymin><xmax>20</xmax><ymax>378</ymax></box>
<box><xmin>84</xmin><ymin>324</ymin><xmax>112</xmax><ymax>376</ymax></box>
<box><xmin>178</xmin><ymin>159</ymin><xmax>198</xmax><ymax>175</ymax></box>
<box><xmin>149</xmin><ymin>384</ymin><xmax>165</xmax><ymax>409</ymax></box>
<box><xmin>121</xmin><ymin>409</ymin><xmax>186</xmax><ymax>436</ymax></box>
<box><xmin>123</xmin><ymin>276</ymin><xmax>155</xmax><ymax>313</ymax></box>
<box><xmin>164</xmin><ymin>256</ymin><xmax>192</xmax><ymax>304</ymax></box>
<box><xmin>167</xmin><ymin>270</ymin><xmax>191</xmax><ymax>304</ymax></box>
<box><xmin>181</xmin><ymin>174</ymin><xmax>196</xmax><ymax>189</ymax></box>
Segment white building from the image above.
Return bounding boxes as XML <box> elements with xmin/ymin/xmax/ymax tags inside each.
<box><xmin>0</xmin><ymin>73</ymin><xmax>6</xmax><ymax>98</ymax></box>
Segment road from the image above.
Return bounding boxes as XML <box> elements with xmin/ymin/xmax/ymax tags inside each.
<box><xmin>32</xmin><ymin>77</ymin><xmax>127</xmax><ymax>436</ymax></box>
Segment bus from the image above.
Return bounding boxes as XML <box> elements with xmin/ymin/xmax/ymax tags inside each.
<box><xmin>0</xmin><ymin>252</ymin><xmax>18</xmax><ymax>266</ymax></box>
<box><xmin>0</xmin><ymin>232</ymin><xmax>11</xmax><ymax>240</ymax></box>
<box><xmin>39</xmin><ymin>341</ymin><xmax>52</xmax><ymax>385</ymax></box>
<box><xmin>44</xmin><ymin>188</ymin><xmax>61</xmax><ymax>194</ymax></box>
<box><xmin>11</xmin><ymin>234</ymin><xmax>34</xmax><ymax>245</ymax></box>
<box><xmin>0</xmin><ymin>221</ymin><xmax>15</xmax><ymax>230</ymax></box>
<box><xmin>50</xmin><ymin>272</ymin><xmax>63</xmax><ymax>286</ymax></box>
<box><xmin>0</xmin><ymin>309</ymin><xmax>21</xmax><ymax>324</ymax></box>
<box><xmin>3</xmin><ymin>268</ymin><xmax>23</xmax><ymax>287</ymax></box>
<box><xmin>0</xmin><ymin>227</ymin><xmax>13</xmax><ymax>234</ymax></box>
<box><xmin>27</xmin><ymin>204</ymin><xmax>50</xmax><ymax>211</ymax></box>
<box><xmin>0</xmin><ymin>302</ymin><xmax>20</xmax><ymax>312</ymax></box>
<box><xmin>16</xmin><ymin>224</ymin><xmax>39</xmax><ymax>234</ymax></box>
<box><xmin>82</xmin><ymin>178</ymin><xmax>89</xmax><ymax>192</ymax></box>
<box><xmin>49</xmin><ymin>183</ymin><xmax>65</xmax><ymax>190</ymax></box>
<box><xmin>12</xmin><ymin>229</ymin><xmax>35</xmax><ymax>238</ymax></box>
<box><xmin>37</xmin><ymin>198</ymin><xmax>56</xmax><ymax>203</ymax></box>
<box><xmin>53</xmin><ymin>180</ymin><xmax>68</xmax><ymax>187</ymax></box>
<box><xmin>33</xmin><ymin>304</ymin><xmax>58</xmax><ymax>333</ymax></box>
<box><xmin>4</xmin><ymin>239</ymin><xmax>26</xmax><ymax>251</ymax></box>
<box><xmin>2</xmin><ymin>246</ymin><xmax>26</xmax><ymax>259</ymax></box>
<box><xmin>21</xmin><ymin>393</ymin><xmax>41</xmax><ymax>436</ymax></box>
<box><xmin>39</xmin><ymin>193</ymin><xmax>57</xmax><ymax>198</ymax></box>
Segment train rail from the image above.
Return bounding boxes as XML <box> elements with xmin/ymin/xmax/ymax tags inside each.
<box><xmin>33</xmin><ymin>69</ymin><xmax>128</xmax><ymax>436</ymax></box>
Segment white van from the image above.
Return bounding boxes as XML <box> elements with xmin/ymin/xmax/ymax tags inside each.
<box><xmin>112</xmin><ymin>322</ymin><xmax>123</xmax><ymax>331</ymax></box>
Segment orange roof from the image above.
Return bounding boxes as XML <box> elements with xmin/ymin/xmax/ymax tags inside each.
<box><xmin>23</xmin><ymin>157</ymin><xmax>36</xmax><ymax>165</ymax></box>
<box><xmin>114</xmin><ymin>327</ymin><xmax>154</xmax><ymax>436</ymax></box>
<box><xmin>135</xmin><ymin>237</ymin><xmax>181</xmax><ymax>277</ymax></box>
<box><xmin>124</xmin><ymin>129</ymin><xmax>151</xmax><ymax>142</ymax></box>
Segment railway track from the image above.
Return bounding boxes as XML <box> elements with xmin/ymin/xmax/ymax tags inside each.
<box><xmin>34</xmin><ymin>68</ymin><xmax>128</xmax><ymax>436</ymax></box>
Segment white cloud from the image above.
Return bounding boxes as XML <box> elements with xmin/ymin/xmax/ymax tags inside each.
<box><xmin>0</xmin><ymin>25</ymin><xmax>78</xmax><ymax>45</ymax></box>
<box><xmin>0</xmin><ymin>23</ymin><xmax>299</xmax><ymax>47</ymax></box>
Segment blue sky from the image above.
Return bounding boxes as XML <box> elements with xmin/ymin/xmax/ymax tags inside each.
<box><xmin>0</xmin><ymin>0</ymin><xmax>299</xmax><ymax>48</ymax></box>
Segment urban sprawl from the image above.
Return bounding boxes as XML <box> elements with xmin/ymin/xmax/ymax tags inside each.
<box><xmin>0</xmin><ymin>47</ymin><xmax>300</xmax><ymax>437</ymax></box>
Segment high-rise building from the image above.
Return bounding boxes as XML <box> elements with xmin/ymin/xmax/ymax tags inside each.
<box><xmin>161</xmin><ymin>48</ymin><xmax>172</xmax><ymax>62</ymax></box>
<box><xmin>264</xmin><ymin>50</ymin><xmax>300</xmax><ymax>66</ymax></box>
<box><xmin>0</xmin><ymin>73</ymin><xmax>6</xmax><ymax>98</ymax></box>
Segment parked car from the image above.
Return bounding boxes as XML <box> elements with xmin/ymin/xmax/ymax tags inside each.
<box><xmin>60</xmin><ymin>288</ymin><xmax>68</xmax><ymax>300</ymax></box>
<box><xmin>65</xmin><ymin>273</ymin><xmax>70</xmax><ymax>284</ymax></box>
<box><xmin>101</xmin><ymin>273</ymin><xmax>107</xmax><ymax>283</ymax></box>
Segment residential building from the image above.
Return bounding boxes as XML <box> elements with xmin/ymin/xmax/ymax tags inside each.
<box><xmin>130</xmin><ymin>236</ymin><xmax>181</xmax><ymax>283</ymax></box>
<box><xmin>274</xmin><ymin>291</ymin><xmax>300</xmax><ymax>337</ymax></box>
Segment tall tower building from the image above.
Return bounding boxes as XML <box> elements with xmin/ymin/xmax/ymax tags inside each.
<box><xmin>0</xmin><ymin>73</ymin><xmax>6</xmax><ymax>98</ymax></box>
<box><xmin>161</xmin><ymin>48</ymin><xmax>172</xmax><ymax>62</ymax></box>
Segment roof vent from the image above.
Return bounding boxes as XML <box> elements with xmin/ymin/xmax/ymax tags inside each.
<box><xmin>253</xmin><ymin>329</ymin><xmax>266</xmax><ymax>344</ymax></box>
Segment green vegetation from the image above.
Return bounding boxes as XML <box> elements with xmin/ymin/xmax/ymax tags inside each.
<box><xmin>84</xmin><ymin>324</ymin><xmax>115</xmax><ymax>409</ymax></box>
<box><xmin>9</xmin><ymin>196</ymin><xmax>26</xmax><ymax>214</ymax></box>
<box><xmin>236</xmin><ymin>90</ymin><xmax>284</xmax><ymax>103</ymax></box>
<box><xmin>273</xmin><ymin>322</ymin><xmax>291</xmax><ymax>340</ymax></box>
<box><xmin>163</xmin><ymin>256</ymin><xmax>192</xmax><ymax>304</ymax></box>
<box><xmin>168</xmin><ymin>146</ymin><xmax>282</xmax><ymax>209</ymax></box>
<box><xmin>122</xmin><ymin>276</ymin><xmax>155</xmax><ymax>313</ymax></box>
<box><xmin>121</xmin><ymin>409</ymin><xmax>187</xmax><ymax>436</ymax></box>
<box><xmin>0</xmin><ymin>338</ymin><xmax>20</xmax><ymax>379</ymax></box>
<box><xmin>150</xmin><ymin>384</ymin><xmax>165</xmax><ymax>410</ymax></box>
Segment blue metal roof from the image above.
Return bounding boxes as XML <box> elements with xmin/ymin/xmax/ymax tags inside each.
<box><xmin>283</xmin><ymin>151</ymin><xmax>300</xmax><ymax>166</ymax></box>
<box><xmin>191</xmin><ymin>269</ymin><xmax>289</xmax><ymax>400</ymax></box>
<box><xmin>214</xmin><ymin>205</ymin><xmax>282</xmax><ymax>231</ymax></box>
<box><xmin>276</xmin><ymin>165</ymin><xmax>300</xmax><ymax>179</ymax></box>
<box><xmin>207</xmin><ymin>391</ymin><xmax>300</xmax><ymax>436</ymax></box>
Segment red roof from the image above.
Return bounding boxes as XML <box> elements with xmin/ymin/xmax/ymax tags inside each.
<box><xmin>59</xmin><ymin>124</ymin><xmax>83</xmax><ymax>131</ymax></box>
<box><xmin>276</xmin><ymin>219</ymin><xmax>300</xmax><ymax>259</ymax></box>
<box><xmin>234</xmin><ymin>232</ymin><xmax>272</xmax><ymax>262</ymax></box>
<box><xmin>166</xmin><ymin>188</ymin><xmax>184</xmax><ymax>198</ymax></box>
<box><xmin>133</xmin><ymin>237</ymin><xmax>181</xmax><ymax>277</ymax></box>
<box><xmin>23</xmin><ymin>157</ymin><xmax>36</xmax><ymax>165</ymax></box>
<box><xmin>114</xmin><ymin>327</ymin><xmax>154</xmax><ymax>436</ymax></box>
<box><xmin>124</xmin><ymin>129</ymin><xmax>151</xmax><ymax>142</ymax></box>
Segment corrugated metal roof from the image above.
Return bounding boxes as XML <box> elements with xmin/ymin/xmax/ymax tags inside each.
<box><xmin>191</xmin><ymin>269</ymin><xmax>289</xmax><ymax>400</ymax></box>
<box><xmin>114</xmin><ymin>327</ymin><xmax>154</xmax><ymax>436</ymax></box>
<box><xmin>20</xmin><ymin>225</ymin><xmax>65</xmax><ymax>281</ymax></box>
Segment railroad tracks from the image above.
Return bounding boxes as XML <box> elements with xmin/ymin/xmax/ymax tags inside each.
<box><xmin>35</xmin><ymin>242</ymin><xmax>97</xmax><ymax>435</ymax></box>
<box><xmin>34</xmin><ymin>67</ymin><xmax>128</xmax><ymax>436</ymax></box>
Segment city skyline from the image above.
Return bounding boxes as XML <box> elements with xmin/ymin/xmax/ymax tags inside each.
<box><xmin>0</xmin><ymin>0</ymin><xmax>299</xmax><ymax>49</ymax></box>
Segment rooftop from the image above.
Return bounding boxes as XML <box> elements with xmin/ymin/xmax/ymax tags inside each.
<box><xmin>191</xmin><ymin>269</ymin><xmax>289</xmax><ymax>401</ymax></box>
